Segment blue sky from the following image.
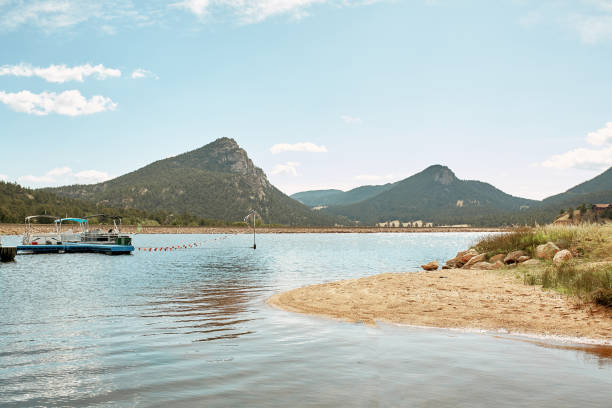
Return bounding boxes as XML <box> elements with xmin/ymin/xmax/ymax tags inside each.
<box><xmin>1</xmin><ymin>0</ymin><xmax>612</xmax><ymax>199</ymax></box>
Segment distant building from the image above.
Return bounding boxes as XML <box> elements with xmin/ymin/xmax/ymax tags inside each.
<box><xmin>425</xmin><ymin>222</ymin><xmax>434</xmax><ymax>227</ymax></box>
<box><xmin>376</xmin><ymin>222</ymin><xmax>389</xmax><ymax>227</ymax></box>
<box><xmin>412</xmin><ymin>220</ymin><xmax>423</xmax><ymax>228</ymax></box>
<box><xmin>592</xmin><ymin>204</ymin><xmax>612</xmax><ymax>213</ymax></box>
<box><xmin>389</xmin><ymin>220</ymin><xmax>401</xmax><ymax>227</ymax></box>
<box><xmin>401</xmin><ymin>222</ymin><xmax>411</xmax><ymax>228</ymax></box>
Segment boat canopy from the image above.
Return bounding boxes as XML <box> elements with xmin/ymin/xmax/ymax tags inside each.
<box><xmin>54</xmin><ymin>218</ymin><xmax>88</xmax><ymax>224</ymax></box>
<box><xmin>25</xmin><ymin>215</ymin><xmax>59</xmax><ymax>222</ymax></box>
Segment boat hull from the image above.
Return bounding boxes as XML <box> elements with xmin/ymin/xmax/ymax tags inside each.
<box><xmin>17</xmin><ymin>243</ymin><xmax>134</xmax><ymax>255</ymax></box>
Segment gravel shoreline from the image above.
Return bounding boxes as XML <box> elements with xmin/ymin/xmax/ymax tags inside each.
<box><xmin>0</xmin><ymin>224</ymin><xmax>508</xmax><ymax>235</ymax></box>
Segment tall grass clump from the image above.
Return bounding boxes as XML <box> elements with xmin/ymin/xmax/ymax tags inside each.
<box><xmin>473</xmin><ymin>224</ymin><xmax>607</xmax><ymax>258</ymax></box>
<box><xmin>539</xmin><ymin>262</ymin><xmax>612</xmax><ymax>307</ymax></box>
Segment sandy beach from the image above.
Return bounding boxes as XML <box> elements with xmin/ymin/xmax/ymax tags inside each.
<box><xmin>0</xmin><ymin>223</ymin><xmax>507</xmax><ymax>235</ymax></box>
<box><xmin>268</xmin><ymin>269</ymin><xmax>612</xmax><ymax>343</ymax></box>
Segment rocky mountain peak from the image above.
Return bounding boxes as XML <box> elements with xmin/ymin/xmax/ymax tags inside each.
<box><xmin>423</xmin><ymin>165</ymin><xmax>457</xmax><ymax>185</ymax></box>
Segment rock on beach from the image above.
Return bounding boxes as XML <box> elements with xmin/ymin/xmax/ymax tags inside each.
<box><xmin>463</xmin><ymin>253</ymin><xmax>486</xmax><ymax>269</ymax></box>
<box><xmin>504</xmin><ymin>250</ymin><xmax>526</xmax><ymax>264</ymax></box>
<box><xmin>421</xmin><ymin>261</ymin><xmax>439</xmax><ymax>271</ymax></box>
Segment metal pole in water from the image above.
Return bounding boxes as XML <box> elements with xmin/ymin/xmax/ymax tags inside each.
<box><xmin>252</xmin><ymin>213</ymin><xmax>256</xmax><ymax>250</ymax></box>
<box><xmin>244</xmin><ymin>210</ymin><xmax>257</xmax><ymax>249</ymax></box>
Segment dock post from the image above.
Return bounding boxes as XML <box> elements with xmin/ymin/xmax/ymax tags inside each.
<box><xmin>1</xmin><ymin>246</ymin><xmax>17</xmax><ymax>262</ymax></box>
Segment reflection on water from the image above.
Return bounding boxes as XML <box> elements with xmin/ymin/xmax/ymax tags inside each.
<box><xmin>498</xmin><ymin>336</ymin><xmax>612</xmax><ymax>368</ymax></box>
<box><xmin>143</xmin><ymin>280</ymin><xmax>265</xmax><ymax>342</ymax></box>
<box><xmin>1</xmin><ymin>233</ymin><xmax>611</xmax><ymax>407</ymax></box>
<box><xmin>141</xmin><ymin>257</ymin><xmax>270</xmax><ymax>342</ymax></box>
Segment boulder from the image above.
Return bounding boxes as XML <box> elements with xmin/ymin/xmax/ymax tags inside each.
<box><xmin>504</xmin><ymin>250</ymin><xmax>526</xmax><ymax>264</ymax></box>
<box><xmin>553</xmin><ymin>250</ymin><xmax>573</xmax><ymax>266</ymax></box>
<box><xmin>470</xmin><ymin>261</ymin><xmax>495</xmax><ymax>270</ymax></box>
<box><xmin>517</xmin><ymin>256</ymin><xmax>531</xmax><ymax>263</ymax></box>
<box><xmin>535</xmin><ymin>242</ymin><xmax>560</xmax><ymax>259</ymax></box>
<box><xmin>441</xmin><ymin>265</ymin><xmax>451</xmax><ymax>270</ymax></box>
<box><xmin>521</xmin><ymin>259</ymin><xmax>541</xmax><ymax>267</ymax></box>
<box><xmin>444</xmin><ymin>259</ymin><xmax>458</xmax><ymax>268</ymax></box>
<box><xmin>493</xmin><ymin>261</ymin><xmax>504</xmax><ymax>269</ymax></box>
<box><xmin>421</xmin><ymin>261</ymin><xmax>439</xmax><ymax>271</ymax></box>
<box><xmin>463</xmin><ymin>253</ymin><xmax>486</xmax><ymax>269</ymax></box>
<box><xmin>460</xmin><ymin>249</ymin><xmax>479</xmax><ymax>264</ymax></box>
<box><xmin>445</xmin><ymin>249</ymin><xmax>471</xmax><ymax>268</ymax></box>
<box><xmin>489</xmin><ymin>254</ymin><xmax>505</xmax><ymax>263</ymax></box>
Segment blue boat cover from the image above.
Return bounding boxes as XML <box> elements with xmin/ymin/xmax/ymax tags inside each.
<box><xmin>54</xmin><ymin>218</ymin><xmax>88</xmax><ymax>224</ymax></box>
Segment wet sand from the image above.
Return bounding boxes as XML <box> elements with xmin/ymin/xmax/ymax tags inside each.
<box><xmin>268</xmin><ymin>269</ymin><xmax>612</xmax><ymax>343</ymax></box>
<box><xmin>0</xmin><ymin>224</ymin><xmax>507</xmax><ymax>235</ymax></box>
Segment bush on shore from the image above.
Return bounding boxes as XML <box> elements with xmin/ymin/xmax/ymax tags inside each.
<box><xmin>473</xmin><ymin>224</ymin><xmax>612</xmax><ymax>307</ymax></box>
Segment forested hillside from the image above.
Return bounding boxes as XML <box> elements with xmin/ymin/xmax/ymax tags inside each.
<box><xmin>47</xmin><ymin>138</ymin><xmax>337</xmax><ymax>226</ymax></box>
<box><xmin>0</xmin><ymin>181</ymin><xmax>228</xmax><ymax>226</ymax></box>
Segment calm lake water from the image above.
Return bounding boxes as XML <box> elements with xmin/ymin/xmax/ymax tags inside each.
<box><xmin>1</xmin><ymin>233</ymin><xmax>611</xmax><ymax>407</ymax></box>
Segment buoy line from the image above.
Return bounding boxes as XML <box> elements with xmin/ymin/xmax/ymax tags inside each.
<box><xmin>136</xmin><ymin>235</ymin><xmax>231</xmax><ymax>252</ymax></box>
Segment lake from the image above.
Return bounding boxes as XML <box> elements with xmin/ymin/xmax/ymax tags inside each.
<box><xmin>1</xmin><ymin>233</ymin><xmax>611</xmax><ymax>407</ymax></box>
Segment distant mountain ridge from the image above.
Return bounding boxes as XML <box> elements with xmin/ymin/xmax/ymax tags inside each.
<box><xmin>291</xmin><ymin>184</ymin><xmax>394</xmax><ymax>207</ymax></box>
<box><xmin>292</xmin><ymin>165</ymin><xmax>612</xmax><ymax>226</ymax></box>
<box><xmin>47</xmin><ymin>138</ymin><xmax>335</xmax><ymax>226</ymax></box>
<box><xmin>321</xmin><ymin>165</ymin><xmax>539</xmax><ymax>225</ymax></box>
<box><xmin>542</xmin><ymin>167</ymin><xmax>612</xmax><ymax>208</ymax></box>
<box><xmin>38</xmin><ymin>139</ymin><xmax>612</xmax><ymax>227</ymax></box>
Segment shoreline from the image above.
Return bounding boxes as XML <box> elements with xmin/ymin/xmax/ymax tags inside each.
<box><xmin>0</xmin><ymin>224</ymin><xmax>509</xmax><ymax>235</ymax></box>
<box><xmin>267</xmin><ymin>269</ymin><xmax>612</xmax><ymax>345</ymax></box>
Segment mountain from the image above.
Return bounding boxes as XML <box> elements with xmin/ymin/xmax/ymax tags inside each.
<box><xmin>291</xmin><ymin>184</ymin><xmax>394</xmax><ymax>207</ymax></box>
<box><xmin>291</xmin><ymin>189</ymin><xmax>344</xmax><ymax>207</ymax></box>
<box><xmin>542</xmin><ymin>167</ymin><xmax>612</xmax><ymax>208</ymax></box>
<box><xmin>323</xmin><ymin>165</ymin><xmax>539</xmax><ymax>225</ymax></box>
<box><xmin>0</xmin><ymin>181</ymin><xmax>177</xmax><ymax>225</ymax></box>
<box><xmin>47</xmin><ymin>138</ymin><xmax>335</xmax><ymax>226</ymax></box>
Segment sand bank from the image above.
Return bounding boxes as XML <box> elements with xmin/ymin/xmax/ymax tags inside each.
<box><xmin>0</xmin><ymin>224</ymin><xmax>507</xmax><ymax>235</ymax></box>
<box><xmin>267</xmin><ymin>270</ymin><xmax>612</xmax><ymax>343</ymax></box>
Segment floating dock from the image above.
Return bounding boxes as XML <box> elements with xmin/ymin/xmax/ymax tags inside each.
<box><xmin>17</xmin><ymin>243</ymin><xmax>134</xmax><ymax>255</ymax></box>
<box><xmin>1</xmin><ymin>246</ymin><xmax>17</xmax><ymax>262</ymax></box>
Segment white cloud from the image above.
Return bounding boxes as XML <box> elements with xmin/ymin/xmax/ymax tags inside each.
<box><xmin>172</xmin><ymin>0</ymin><xmax>210</xmax><ymax>16</ymax></box>
<box><xmin>18</xmin><ymin>174</ymin><xmax>56</xmax><ymax>184</ymax></box>
<box><xmin>586</xmin><ymin>121</ymin><xmax>612</xmax><ymax>145</ymax></box>
<box><xmin>541</xmin><ymin>146</ymin><xmax>612</xmax><ymax>170</ymax></box>
<box><xmin>0</xmin><ymin>63</ymin><xmax>121</xmax><ymax>83</ymax></box>
<box><xmin>0</xmin><ymin>0</ymin><xmax>382</xmax><ymax>30</ymax></box>
<box><xmin>570</xmin><ymin>14</ymin><xmax>612</xmax><ymax>43</ymax></box>
<box><xmin>270</xmin><ymin>142</ymin><xmax>328</xmax><ymax>154</ymax></box>
<box><xmin>17</xmin><ymin>166</ymin><xmax>111</xmax><ymax>187</ymax></box>
<box><xmin>0</xmin><ymin>174</ymin><xmax>8</xmax><ymax>181</ymax></box>
<box><xmin>0</xmin><ymin>90</ymin><xmax>117</xmax><ymax>116</ymax></box>
<box><xmin>0</xmin><ymin>0</ymin><xmax>99</xmax><ymax>30</ymax></box>
<box><xmin>172</xmin><ymin>0</ymin><xmax>326</xmax><ymax>23</ymax></box>
<box><xmin>73</xmin><ymin>170</ymin><xmax>111</xmax><ymax>183</ymax></box>
<box><xmin>341</xmin><ymin>114</ymin><xmax>362</xmax><ymax>124</ymax></box>
<box><xmin>354</xmin><ymin>173</ymin><xmax>395</xmax><ymax>182</ymax></box>
<box><xmin>46</xmin><ymin>166</ymin><xmax>72</xmax><ymax>177</ymax></box>
<box><xmin>171</xmin><ymin>0</ymin><xmax>385</xmax><ymax>24</ymax></box>
<box><xmin>0</xmin><ymin>0</ymin><xmax>150</xmax><ymax>32</ymax></box>
<box><xmin>271</xmin><ymin>161</ymin><xmax>300</xmax><ymax>176</ymax></box>
<box><xmin>131</xmin><ymin>68</ymin><xmax>158</xmax><ymax>79</ymax></box>
<box><xmin>541</xmin><ymin>122</ymin><xmax>612</xmax><ymax>170</ymax></box>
